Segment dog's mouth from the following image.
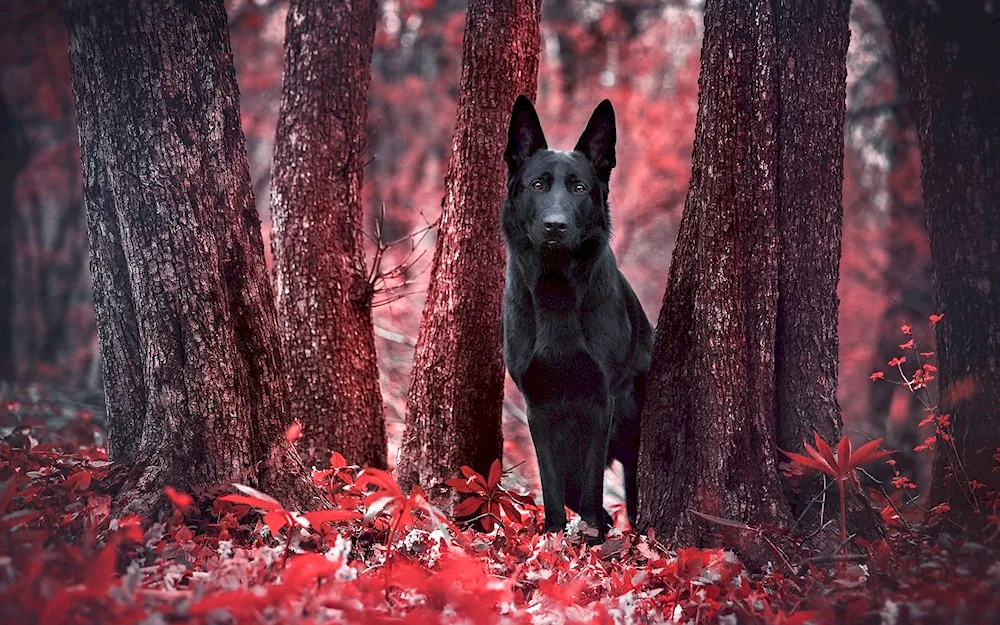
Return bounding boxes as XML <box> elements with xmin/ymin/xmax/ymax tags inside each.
<box><xmin>537</xmin><ymin>239</ymin><xmax>576</xmax><ymax>255</ymax></box>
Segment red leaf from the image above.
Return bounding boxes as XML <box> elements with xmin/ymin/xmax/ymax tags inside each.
<box><xmin>263</xmin><ymin>510</ymin><xmax>288</xmax><ymax>535</ymax></box>
<box><xmin>0</xmin><ymin>509</ymin><xmax>41</xmax><ymax>530</ymax></box>
<box><xmin>487</xmin><ymin>459</ymin><xmax>503</xmax><ymax>488</ymax></box>
<box><xmin>781</xmin><ymin>448</ymin><xmax>834</xmax><ymax>478</ymax></box>
<box><xmin>805</xmin><ymin>444</ymin><xmax>839</xmax><ymax>477</ymax></box>
<box><xmin>329</xmin><ymin>451</ymin><xmax>348</xmax><ymax>468</ymax></box>
<box><xmin>87</xmin><ymin>534</ymin><xmax>120</xmax><ymax>594</ymax></box>
<box><xmin>164</xmin><ymin>486</ymin><xmax>193</xmax><ymax>512</ymax></box>
<box><xmin>189</xmin><ymin>590</ymin><xmax>265</xmax><ymax>616</ymax></box>
<box><xmin>499</xmin><ymin>498</ymin><xmax>523</xmax><ymax>524</ymax></box>
<box><xmin>278</xmin><ymin>553</ymin><xmax>338</xmax><ymax>590</ymax></box>
<box><xmin>454</xmin><ymin>496</ymin><xmax>486</xmax><ymax>517</ymax></box>
<box><xmin>837</xmin><ymin>435</ymin><xmax>851</xmax><ymax>468</ymax></box>
<box><xmin>285</xmin><ymin>420</ymin><xmax>303</xmax><ymax>442</ymax></box>
<box><xmin>458</xmin><ymin>466</ymin><xmax>489</xmax><ymax>491</ymax></box>
<box><xmin>116</xmin><ymin>514</ymin><xmax>145</xmax><ymax>542</ymax></box>
<box><xmin>507</xmin><ymin>490</ymin><xmax>535</xmax><ymax>506</ymax></box>
<box><xmin>356</xmin><ymin>468</ymin><xmax>403</xmax><ymax>498</ymax></box>
<box><xmin>870</xmin><ymin>371</ymin><xmax>885</xmax><ymax>381</ymax></box>
<box><xmin>849</xmin><ymin>438</ymin><xmax>895</xmax><ymax>469</ymax></box>
<box><xmin>65</xmin><ymin>470</ymin><xmax>92</xmax><ymax>491</ymax></box>
<box><xmin>0</xmin><ymin>478</ymin><xmax>17</xmax><ymax>514</ymax></box>
<box><xmin>849</xmin><ymin>438</ymin><xmax>888</xmax><ymax>467</ymax></box>
<box><xmin>813</xmin><ymin>432</ymin><xmax>839</xmax><ymax>473</ymax></box>
<box><xmin>929</xmin><ymin>313</ymin><xmax>944</xmax><ymax>325</ymax></box>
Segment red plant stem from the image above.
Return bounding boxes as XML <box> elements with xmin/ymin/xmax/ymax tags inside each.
<box><xmin>838</xmin><ymin>479</ymin><xmax>847</xmax><ymax>553</ymax></box>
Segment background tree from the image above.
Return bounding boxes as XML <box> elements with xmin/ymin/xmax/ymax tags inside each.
<box><xmin>637</xmin><ymin>0</ymin><xmax>880</xmax><ymax>563</ymax></box>
<box><xmin>270</xmin><ymin>0</ymin><xmax>386</xmax><ymax>469</ymax></box>
<box><xmin>63</xmin><ymin>0</ymin><xmax>320</xmax><ymax>514</ymax></box>
<box><xmin>397</xmin><ymin>0</ymin><xmax>542</xmax><ymax>497</ymax></box>
<box><xmin>0</xmin><ymin>86</ymin><xmax>29</xmax><ymax>381</ymax></box>
<box><xmin>880</xmin><ymin>1</ymin><xmax>1000</xmax><ymax>532</ymax></box>
<box><xmin>0</xmin><ymin>3</ymin><xmax>94</xmax><ymax>390</ymax></box>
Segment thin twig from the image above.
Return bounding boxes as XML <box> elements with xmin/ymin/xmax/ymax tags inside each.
<box><xmin>790</xmin><ymin>476</ymin><xmax>837</xmax><ymax>533</ymax></box>
<box><xmin>795</xmin><ymin>553</ymin><xmax>868</xmax><ymax>576</ymax></box>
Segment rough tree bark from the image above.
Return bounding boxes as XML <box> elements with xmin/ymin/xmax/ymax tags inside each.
<box><xmin>397</xmin><ymin>0</ymin><xmax>542</xmax><ymax>498</ymax></box>
<box><xmin>772</xmin><ymin>1</ymin><xmax>883</xmax><ymax>541</ymax></box>
<box><xmin>637</xmin><ymin>0</ymin><xmax>880</xmax><ymax>564</ymax></box>
<box><xmin>881</xmin><ymin>1</ymin><xmax>1000</xmax><ymax>533</ymax></box>
<box><xmin>0</xmin><ymin>86</ymin><xmax>29</xmax><ymax>382</ymax></box>
<box><xmin>64</xmin><ymin>0</ymin><xmax>322</xmax><ymax>515</ymax></box>
<box><xmin>270</xmin><ymin>0</ymin><xmax>386</xmax><ymax>469</ymax></box>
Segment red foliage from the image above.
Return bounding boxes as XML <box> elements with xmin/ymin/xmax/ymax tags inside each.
<box><xmin>446</xmin><ymin>459</ymin><xmax>535</xmax><ymax>531</ymax></box>
<box><xmin>2</xmin><ymin>405</ymin><xmax>999</xmax><ymax>625</ymax></box>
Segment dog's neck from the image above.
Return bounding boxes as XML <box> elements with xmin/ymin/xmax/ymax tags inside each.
<box><xmin>508</xmin><ymin>238</ymin><xmax>608</xmax><ymax>303</ymax></box>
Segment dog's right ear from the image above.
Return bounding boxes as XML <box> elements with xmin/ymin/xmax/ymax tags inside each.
<box><xmin>505</xmin><ymin>95</ymin><xmax>547</xmax><ymax>173</ymax></box>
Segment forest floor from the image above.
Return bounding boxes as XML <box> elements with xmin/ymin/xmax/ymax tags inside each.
<box><xmin>1</xmin><ymin>391</ymin><xmax>999</xmax><ymax>625</ymax></box>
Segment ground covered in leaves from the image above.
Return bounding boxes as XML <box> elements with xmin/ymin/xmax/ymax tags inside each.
<box><xmin>2</xmin><ymin>397</ymin><xmax>999</xmax><ymax>625</ymax></box>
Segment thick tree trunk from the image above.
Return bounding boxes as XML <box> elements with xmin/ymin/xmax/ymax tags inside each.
<box><xmin>881</xmin><ymin>1</ymin><xmax>1000</xmax><ymax>534</ymax></box>
<box><xmin>772</xmin><ymin>0</ymin><xmax>883</xmax><ymax>542</ymax></box>
<box><xmin>637</xmin><ymin>0</ymin><xmax>879</xmax><ymax>563</ymax></box>
<box><xmin>64</xmin><ymin>0</ymin><xmax>321</xmax><ymax>515</ymax></box>
<box><xmin>270</xmin><ymin>0</ymin><xmax>386</xmax><ymax>469</ymax></box>
<box><xmin>0</xmin><ymin>87</ymin><xmax>29</xmax><ymax>382</ymax></box>
<box><xmin>636</xmin><ymin>0</ymin><xmax>790</xmax><ymax>564</ymax></box>
<box><xmin>397</xmin><ymin>0</ymin><xmax>542</xmax><ymax>498</ymax></box>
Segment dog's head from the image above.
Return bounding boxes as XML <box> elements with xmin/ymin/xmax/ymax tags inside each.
<box><xmin>502</xmin><ymin>96</ymin><xmax>616</xmax><ymax>255</ymax></box>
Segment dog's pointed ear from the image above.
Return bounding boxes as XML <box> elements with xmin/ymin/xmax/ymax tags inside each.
<box><xmin>505</xmin><ymin>95</ymin><xmax>547</xmax><ymax>173</ymax></box>
<box><xmin>574</xmin><ymin>99</ymin><xmax>616</xmax><ymax>181</ymax></box>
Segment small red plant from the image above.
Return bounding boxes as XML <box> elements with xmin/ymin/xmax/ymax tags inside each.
<box><xmin>782</xmin><ymin>433</ymin><xmax>894</xmax><ymax>549</ymax></box>
<box><xmin>354</xmin><ymin>468</ymin><xmax>466</xmax><ymax>564</ymax></box>
<box><xmin>445</xmin><ymin>459</ymin><xmax>535</xmax><ymax>531</ymax></box>
<box><xmin>218</xmin><ymin>484</ymin><xmax>361</xmax><ymax>547</ymax></box>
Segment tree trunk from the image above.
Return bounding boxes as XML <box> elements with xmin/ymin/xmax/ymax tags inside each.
<box><xmin>637</xmin><ymin>0</ymin><xmax>879</xmax><ymax>564</ymax></box>
<box><xmin>636</xmin><ymin>0</ymin><xmax>790</xmax><ymax>564</ymax></box>
<box><xmin>881</xmin><ymin>1</ymin><xmax>1000</xmax><ymax>534</ymax></box>
<box><xmin>772</xmin><ymin>0</ymin><xmax>883</xmax><ymax>542</ymax></box>
<box><xmin>64</xmin><ymin>0</ymin><xmax>322</xmax><ymax>515</ymax></box>
<box><xmin>397</xmin><ymin>0</ymin><xmax>542</xmax><ymax>499</ymax></box>
<box><xmin>270</xmin><ymin>0</ymin><xmax>386</xmax><ymax>470</ymax></box>
<box><xmin>0</xmin><ymin>86</ymin><xmax>29</xmax><ymax>382</ymax></box>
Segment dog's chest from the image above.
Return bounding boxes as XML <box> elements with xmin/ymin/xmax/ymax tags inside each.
<box><xmin>503</xmin><ymin>275</ymin><xmax>631</xmax><ymax>386</ymax></box>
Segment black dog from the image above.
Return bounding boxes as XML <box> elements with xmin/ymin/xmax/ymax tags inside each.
<box><xmin>501</xmin><ymin>96</ymin><xmax>653</xmax><ymax>536</ymax></box>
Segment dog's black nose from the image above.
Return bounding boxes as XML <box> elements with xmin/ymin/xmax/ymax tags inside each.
<box><xmin>543</xmin><ymin>217</ymin><xmax>568</xmax><ymax>235</ymax></box>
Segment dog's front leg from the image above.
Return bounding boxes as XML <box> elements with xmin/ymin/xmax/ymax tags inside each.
<box><xmin>523</xmin><ymin>346</ymin><xmax>609</xmax><ymax>537</ymax></box>
<box><xmin>526</xmin><ymin>409</ymin><xmax>569</xmax><ymax>531</ymax></box>
<box><xmin>572</xmin><ymin>401</ymin><xmax>613</xmax><ymax>538</ymax></box>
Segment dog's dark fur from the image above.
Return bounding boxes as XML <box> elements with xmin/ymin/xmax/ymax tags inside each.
<box><xmin>501</xmin><ymin>96</ymin><xmax>653</xmax><ymax>536</ymax></box>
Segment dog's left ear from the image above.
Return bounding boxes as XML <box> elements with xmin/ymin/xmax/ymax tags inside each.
<box><xmin>574</xmin><ymin>100</ymin><xmax>616</xmax><ymax>182</ymax></box>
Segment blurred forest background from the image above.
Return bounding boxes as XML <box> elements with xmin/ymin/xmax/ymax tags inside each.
<box><xmin>0</xmin><ymin>0</ymin><xmax>930</xmax><ymax>493</ymax></box>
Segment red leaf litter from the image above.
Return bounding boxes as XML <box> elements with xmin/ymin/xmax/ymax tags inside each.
<box><xmin>2</xmin><ymin>400</ymin><xmax>999</xmax><ymax>625</ymax></box>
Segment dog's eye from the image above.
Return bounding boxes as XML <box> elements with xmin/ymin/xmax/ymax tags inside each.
<box><xmin>572</xmin><ymin>183</ymin><xmax>587</xmax><ymax>194</ymax></box>
<box><xmin>530</xmin><ymin>179</ymin><xmax>544</xmax><ymax>191</ymax></box>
